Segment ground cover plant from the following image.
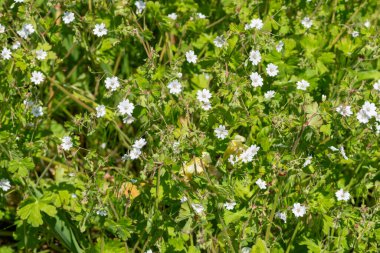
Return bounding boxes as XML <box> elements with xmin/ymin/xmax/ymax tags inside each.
<box><xmin>0</xmin><ymin>0</ymin><xmax>379</xmax><ymax>252</ymax></box>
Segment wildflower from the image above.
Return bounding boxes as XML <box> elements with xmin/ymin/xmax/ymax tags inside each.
<box><xmin>93</xmin><ymin>23</ymin><xmax>107</xmax><ymax>37</ymax></box>
<box><xmin>214</xmin><ymin>125</ymin><xmax>228</xmax><ymax>140</ymax></box>
<box><xmin>168</xmin><ymin>13</ymin><xmax>177</xmax><ymax>20</ymax></box>
<box><xmin>364</xmin><ymin>20</ymin><xmax>370</xmax><ymax>28</ymax></box>
<box><xmin>17</xmin><ymin>24</ymin><xmax>35</xmax><ymax>39</ymax></box>
<box><xmin>264</xmin><ymin>90</ymin><xmax>276</xmax><ymax>100</ymax></box>
<box><xmin>250</xmin><ymin>72</ymin><xmax>263</xmax><ymax>87</ymax></box>
<box><xmin>322</xmin><ymin>94</ymin><xmax>327</xmax><ymax>101</ymax></box>
<box><xmin>296</xmin><ymin>79</ymin><xmax>310</xmax><ymax>90</ymax></box>
<box><xmin>276</xmin><ymin>212</ymin><xmax>287</xmax><ymax>223</ymax></box>
<box><xmin>61</xmin><ymin>136</ymin><xmax>73</xmax><ymax>151</ymax></box>
<box><xmin>185</xmin><ymin>50</ymin><xmax>197</xmax><ymax>63</ymax></box>
<box><xmin>96</xmin><ymin>105</ymin><xmax>106</xmax><ymax>118</ymax></box>
<box><xmin>329</xmin><ymin>146</ymin><xmax>339</xmax><ymax>151</ymax></box>
<box><xmin>31</xmin><ymin>71</ymin><xmax>45</xmax><ymax>85</ymax></box>
<box><xmin>118</xmin><ymin>99</ymin><xmax>135</xmax><ymax>116</ymax></box>
<box><xmin>197</xmin><ymin>89</ymin><xmax>212</xmax><ymax>103</ymax></box>
<box><xmin>245</xmin><ymin>18</ymin><xmax>263</xmax><ymax>30</ymax></box>
<box><xmin>223</xmin><ymin>202</ymin><xmax>236</xmax><ymax>210</ymax></box>
<box><xmin>191</xmin><ymin>203</ymin><xmax>204</xmax><ymax>214</ymax></box>
<box><xmin>135</xmin><ymin>1</ymin><xmax>146</xmax><ymax>14</ymax></box>
<box><xmin>292</xmin><ymin>203</ymin><xmax>306</xmax><ymax>217</ymax></box>
<box><xmin>1</xmin><ymin>47</ymin><xmax>11</xmax><ymax>60</ymax></box>
<box><xmin>351</xmin><ymin>31</ymin><xmax>359</xmax><ymax>38</ymax></box>
<box><xmin>96</xmin><ymin>209</ymin><xmax>108</xmax><ymax>216</ymax></box>
<box><xmin>123</xmin><ymin>115</ymin><xmax>135</xmax><ymax>124</ymax></box>
<box><xmin>0</xmin><ymin>24</ymin><xmax>5</xmax><ymax>33</ymax></box>
<box><xmin>197</xmin><ymin>13</ymin><xmax>206</xmax><ymax>19</ymax></box>
<box><xmin>23</xmin><ymin>99</ymin><xmax>34</xmax><ymax>108</ymax></box>
<box><xmin>0</xmin><ymin>179</ymin><xmax>11</xmax><ymax>191</ymax></box>
<box><xmin>248</xmin><ymin>50</ymin><xmax>261</xmax><ymax>65</ymax></box>
<box><xmin>177</xmin><ymin>72</ymin><xmax>183</xmax><ymax>78</ymax></box>
<box><xmin>276</xmin><ymin>41</ymin><xmax>284</xmax><ymax>52</ymax></box>
<box><xmin>129</xmin><ymin>148</ymin><xmax>142</xmax><ymax>160</ymax></box>
<box><xmin>104</xmin><ymin>76</ymin><xmax>120</xmax><ymax>91</ymax></box>
<box><xmin>301</xmin><ymin>17</ymin><xmax>313</xmax><ymax>29</ymax></box>
<box><xmin>213</xmin><ymin>36</ymin><xmax>226</xmax><ymax>48</ymax></box>
<box><xmin>31</xmin><ymin>106</ymin><xmax>43</xmax><ymax>117</ymax></box>
<box><xmin>145</xmin><ymin>250</ymin><xmax>153</xmax><ymax>253</ymax></box>
<box><xmin>239</xmin><ymin>145</ymin><xmax>260</xmax><ymax>163</ymax></box>
<box><xmin>373</xmin><ymin>80</ymin><xmax>380</xmax><ymax>91</ymax></box>
<box><xmin>241</xmin><ymin>248</ymin><xmax>251</xmax><ymax>253</ymax></box>
<box><xmin>35</xmin><ymin>50</ymin><xmax>47</xmax><ymax>60</ymax></box>
<box><xmin>12</xmin><ymin>41</ymin><xmax>21</xmax><ymax>50</ymax></box>
<box><xmin>357</xmin><ymin>101</ymin><xmax>377</xmax><ymax>123</ymax></box>
<box><xmin>201</xmin><ymin>102</ymin><xmax>212</xmax><ymax>111</ymax></box>
<box><xmin>62</xmin><ymin>12</ymin><xmax>75</xmax><ymax>24</ymax></box>
<box><xmin>336</xmin><ymin>105</ymin><xmax>352</xmax><ymax>117</ymax></box>
<box><xmin>339</xmin><ymin>146</ymin><xmax>348</xmax><ymax>160</ymax></box>
<box><xmin>180</xmin><ymin>196</ymin><xmax>187</xmax><ymax>203</ymax></box>
<box><xmin>335</xmin><ymin>189</ymin><xmax>350</xmax><ymax>201</ymax></box>
<box><xmin>167</xmin><ymin>79</ymin><xmax>182</xmax><ymax>95</ymax></box>
<box><xmin>266</xmin><ymin>63</ymin><xmax>279</xmax><ymax>77</ymax></box>
<box><xmin>255</xmin><ymin>178</ymin><xmax>267</xmax><ymax>189</ymax></box>
<box><xmin>303</xmin><ymin>156</ymin><xmax>312</xmax><ymax>167</ymax></box>
<box><xmin>133</xmin><ymin>138</ymin><xmax>147</xmax><ymax>149</ymax></box>
<box><xmin>14</xmin><ymin>0</ymin><xmax>24</xmax><ymax>2</ymax></box>
<box><xmin>228</xmin><ymin>155</ymin><xmax>238</xmax><ymax>165</ymax></box>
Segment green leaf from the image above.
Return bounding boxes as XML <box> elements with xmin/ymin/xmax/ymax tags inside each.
<box><xmin>17</xmin><ymin>198</ymin><xmax>57</xmax><ymax>227</ymax></box>
<box><xmin>251</xmin><ymin>238</ymin><xmax>269</xmax><ymax>253</ymax></box>
<box><xmin>8</xmin><ymin>157</ymin><xmax>34</xmax><ymax>177</ymax></box>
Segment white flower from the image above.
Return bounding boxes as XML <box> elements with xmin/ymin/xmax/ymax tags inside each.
<box><xmin>322</xmin><ymin>94</ymin><xmax>327</xmax><ymax>101</ymax></box>
<box><xmin>145</xmin><ymin>250</ymin><xmax>153</xmax><ymax>253</ymax></box>
<box><xmin>301</xmin><ymin>17</ymin><xmax>313</xmax><ymax>29</ymax></box>
<box><xmin>14</xmin><ymin>0</ymin><xmax>24</xmax><ymax>2</ymax></box>
<box><xmin>373</xmin><ymin>80</ymin><xmax>380</xmax><ymax>91</ymax></box>
<box><xmin>168</xmin><ymin>13</ymin><xmax>177</xmax><ymax>20</ymax></box>
<box><xmin>292</xmin><ymin>203</ymin><xmax>306</xmax><ymax>217</ymax></box>
<box><xmin>129</xmin><ymin>148</ymin><xmax>142</xmax><ymax>160</ymax></box>
<box><xmin>180</xmin><ymin>196</ymin><xmax>187</xmax><ymax>203</ymax></box>
<box><xmin>1</xmin><ymin>47</ymin><xmax>11</xmax><ymax>60</ymax></box>
<box><xmin>223</xmin><ymin>202</ymin><xmax>236</xmax><ymax>210</ymax></box>
<box><xmin>31</xmin><ymin>106</ymin><xmax>43</xmax><ymax>117</ymax></box>
<box><xmin>364</xmin><ymin>20</ymin><xmax>370</xmax><ymax>28</ymax></box>
<box><xmin>167</xmin><ymin>79</ymin><xmax>182</xmax><ymax>95</ymax></box>
<box><xmin>303</xmin><ymin>156</ymin><xmax>312</xmax><ymax>167</ymax></box>
<box><xmin>201</xmin><ymin>102</ymin><xmax>212</xmax><ymax>111</ymax></box>
<box><xmin>197</xmin><ymin>13</ymin><xmax>206</xmax><ymax>19</ymax></box>
<box><xmin>96</xmin><ymin>105</ymin><xmax>106</xmax><ymax>118</ymax></box>
<box><xmin>0</xmin><ymin>179</ymin><xmax>11</xmax><ymax>191</ymax></box>
<box><xmin>264</xmin><ymin>90</ymin><xmax>276</xmax><ymax>100</ymax></box>
<box><xmin>214</xmin><ymin>125</ymin><xmax>228</xmax><ymax>140</ymax></box>
<box><xmin>276</xmin><ymin>212</ymin><xmax>287</xmax><ymax>223</ymax></box>
<box><xmin>61</xmin><ymin>136</ymin><xmax>73</xmax><ymax>151</ymax></box>
<box><xmin>329</xmin><ymin>146</ymin><xmax>339</xmax><ymax>151</ymax></box>
<box><xmin>296</xmin><ymin>79</ymin><xmax>310</xmax><ymax>90</ymax></box>
<box><xmin>351</xmin><ymin>31</ymin><xmax>359</xmax><ymax>38</ymax></box>
<box><xmin>241</xmin><ymin>247</ymin><xmax>251</xmax><ymax>253</ymax></box>
<box><xmin>62</xmin><ymin>12</ymin><xmax>75</xmax><ymax>24</ymax></box>
<box><xmin>266</xmin><ymin>63</ymin><xmax>279</xmax><ymax>77</ymax></box>
<box><xmin>336</xmin><ymin>105</ymin><xmax>352</xmax><ymax>117</ymax></box>
<box><xmin>213</xmin><ymin>36</ymin><xmax>226</xmax><ymax>48</ymax></box>
<box><xmin>239</xmin><ymin>145</ymin><xmax>260</xmax><ymax>163</ymax></box>
<box><xmin>96</xmin><ymin>209</ymin><xmax>108</xmax><ymax>216</ymax></box>
<box><xmin>135</xmin><ymin>1</ymin><xmax>146</xmax><ymax>14</ymax></box>
<box><xmin>0</xmin><ymin>24</ymin><xmax>5</xmax><ymax>33</ymax></box>
<box><xmin>177</xmin><ymin>72</ymin><xmax>183</xmax><ymax>78</ymax></box>
<box><xmin>185</xmin><ymin>50</ymin><xmax>197</xmax><ymax>63</ymax></box>
<box><xmin>93</xmin><ymin>23</ymin><xmax>107</xmax><ymax>37</ymax></box>
<box><xmin>197</xmin><ymin>89</ymin><xmax>212</xmax><ymax>103</ymax></box>
<box><xmin>12</xmin><ymin>41</ymin><xmax>21</xmax><ymax>50</ymax></box>
<box><xmin>339</xmin><ymin>146</ymin><xmax>348</xmax><ymax>160</ymax></box>
<box><xmin>276</xmin><ymin>41</ymin><xmax>284</xmax><ymax>52</ymax></box>
<box><xmin>248</xmin><ymin>50</ymin><xmax>261</xmax><ymax>65</ymax></box>
<box><xmin>245</xmin><ymin>18</ymin><xmax>263</xmax><ymax>30</ymax></box>
<box><xmin>255</xmin><ymin>178</ymin><xmax>267</xmax><ymax>190</ymax></box>
<box><xmin>228</xmin><ymin>155</ymin><xmax>238</xmax><ymax>165</ymax></box>
<box><xmin>133</xmin><ymin>138</ymin><xmax>147</xmax><ymax>149</ymax></box>
<box><xmin>104</xmin><ymin>76</ymin><xmax>120</xmax><ymax>91</ymax></box>
<box><xmin>335</xmin><ymin>189</ymin><xmax>350</xmax><ymax>201</ymax></box>
<box><xmin>357</xmin><ymin>110</ymin><xmax>370</xmax><ymax>123</ymax></box>
<box><xmin>250</xmin><ymin>72</ymin><xmax>263</xmax><ymax>88</ymax></box>
<box><xmin>191</xmin><ymin>203</ymin><xmax>204</xmax><ymax>214</ymax></box>
<box><xmin>358</xmin><ymin>101</ymin><xmax>377</xmax><ymax>123</ymax></box>
<box><xmin>123</xmin><ymin>115</ymin><xmax>135</xmax><ymax>124</ymax></box>
<box><xmin>17</xmin><ymin>24</ymin><xmax>35</xmax><ymax>39</ymax></box>
<box><xmin>35</xmin><ymin>50</ymin><xmax>47</xmax><ymax>60</ymax></box>
<box><xmin>31</xmin><ymin>71</ymin><xmax>45</xmax><ymax>85</ymax></box>
<box><xmin>23</xmin><ymin>99</ymin><xmax>35</xmax><ymax>108</ymax></box>
<box><xmin>118</xmin><ymin>99</ymin><xmax>135</xmax><ymax>116</ymax></box>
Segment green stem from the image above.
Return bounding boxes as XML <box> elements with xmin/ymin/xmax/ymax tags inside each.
<box><xmin>265</xmin><ymin>190</ymin><xmax>280</xmax><ymax>241</ymax></box>
<box><xmin>285</xmin><ymin>221</ymin><xmax>301</xmax><ymax>253</ymax></box>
